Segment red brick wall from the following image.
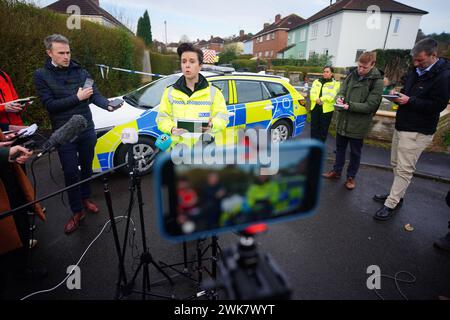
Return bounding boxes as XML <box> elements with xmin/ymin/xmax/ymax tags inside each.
<box><xmin>208</xmin><ymin>43</ymin><xmax>224</xmax><ymax>53</ymax></box>
<box><xmin>253</xmin><ymin>30</ymin><xmax>288</xmax><ymax>59</ymax></box>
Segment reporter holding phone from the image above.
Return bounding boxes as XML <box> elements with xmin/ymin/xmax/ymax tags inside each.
<box><xmin>33</xmin><ymin>34</ymin><xmax>123</xmax><ymax>234</ymax></box>
<box><xmin>156</xmin><ymin>43</ymin><xmax>229</xmax><ymax>148</ymax></box>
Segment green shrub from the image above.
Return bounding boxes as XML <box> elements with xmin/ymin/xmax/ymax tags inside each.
<box><xmin>0</xmin><ymin>0</ymin><xmax>145</xmax><ymax>128</ymax></box>
<box><xmin>150</xmin><ymin>52</ymin><xmax>179</xmax><ymax>75</ymax></box>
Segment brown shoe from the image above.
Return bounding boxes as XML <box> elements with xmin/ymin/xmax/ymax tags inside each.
<box><xmin>322</xmin><ymin>170</ymin><xmax>341</xmax><ymax>179</ymax></box>
<box><xmin>345</xmin><ymin>177</ymin><xmax>355</xmax><ymax>190</ymax></box>
<box><xmin>83</xmin><ymin>199</ymin><xmax>100</xmax><ymax>214</ymax></box>
<box><xmin>64</xmin><ymin>211</ymin><xmax>86</xmax><ymax>234</ymax></box>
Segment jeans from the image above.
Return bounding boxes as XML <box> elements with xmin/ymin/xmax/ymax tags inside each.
<box><xmin>310</xmin><ymin>106</ymin><xmax>333</xmax><ymax>142</ymax></box>
<box><xmin>57</xmin><ymin>128</ymin><xmax>97</xmax><ymax>214</ymax></box>
<box><xmin>333</xmin><ymin>133</ymin><xmax>363</xmax><ymax>178</ymax></box>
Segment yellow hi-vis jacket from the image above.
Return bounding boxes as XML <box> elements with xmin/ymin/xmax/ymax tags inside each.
<box><xmin>156</xmin><ymin>83</ymin><xmax>229</xmax><ymax>147</ymax></box>
<box><xmin>246</xmin><ymin>181</ymin><xmax>280</xmax><ymax>209</ymax></box>
<box><xmin>309</xmin><ymin>78</ymin><xmax>341</xmax><ymax>113</ymax></box>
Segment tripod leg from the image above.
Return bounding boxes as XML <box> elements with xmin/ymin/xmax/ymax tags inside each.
<box><xmin>183</xmin><ymin>241</ymin><xmax>188</xmax><ymax>272</ymax></box>
<box><xmin>197</xmin><ymin>240</ymin><xmax>203</xmax><ymax>283</ymax></box>
<box><xmin>103</xmin><ymin>176</ymin><xmax>128</xmax><ymax>297</ymax></box>
<box><xmin>211</xmin><ymin>236</ymin><xmax>218</xmax><ymax>280</ymax></box>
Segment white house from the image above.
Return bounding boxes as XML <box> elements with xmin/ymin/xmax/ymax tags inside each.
<box><xmin>305</xmin><ymin>0</ymin><xmax>427</xmax><ymax>67</ymax></box>
<box><xmin>243</xmin><ymin>39</ymin><xmax>253</xmax><ymax>55</ymax></box>
<box><xmin>45</xmin><ymin>0</ymin><xmax>132</xmax><ymax>33</ymax></box>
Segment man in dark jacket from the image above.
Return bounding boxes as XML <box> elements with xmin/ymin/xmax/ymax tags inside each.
<box><xmin>34</xmin><ymin>34</ymin><xmax>122</xmax><ymax>234</ymax></box>
<box><xmin>373</xmin><ymin>38</ymin><xmax>449</xmax><ymax>221</ymax></box>
<box><xmin>322</xmin><ymin>51</ymin><xmax>384</xmax><ymax>190</ymax></box>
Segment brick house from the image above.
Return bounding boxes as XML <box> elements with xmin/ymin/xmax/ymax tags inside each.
<box><xmin>252</xmin><ymin>14</ymin><xmax>305</xmax><ymax>59</ymax></box>
<box><xmin>197</xmin><ymin>36</ymin><xmax>225</xmax><ymax>53</ymax></box>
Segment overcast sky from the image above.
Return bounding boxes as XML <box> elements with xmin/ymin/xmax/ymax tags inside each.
<box><xmin>31</xmin><ymin>0</ymin><xmax>449</xmax><ymax>43</ymax></box>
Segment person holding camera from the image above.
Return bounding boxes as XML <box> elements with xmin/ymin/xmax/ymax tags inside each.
<box><xmin>33</xmin><ymin>34</ymin><xmax>123</xmax><ymax>234</ymax></box>
<box><xmin>309</xmin><ymin>66</ymin><xmax>341</xmax><ymax>142</ymax></box>
<box><xmin>0</xmin><ymin>135</ymin><xmax>47</xmax><ymax>293</ymax></box>
<box><xmin>156</xmin><ymin>43</ymin><xmax>229</xmax><ymax>149</ymax></box>
<box><xmin>373</xmin><ymin>38</ymin><xmax>449</xmax><ymax>221</ymax></box>
<box><xmin>322</xmin><ymin>51</ymin><xmax>383</xmax><ymax>190</ymax></box>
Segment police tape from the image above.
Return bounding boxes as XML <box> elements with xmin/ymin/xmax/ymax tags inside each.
<box><xmin>96</xmin><ymin>64</ymin><xmax>166</xmax><ymax>79</ymax></box>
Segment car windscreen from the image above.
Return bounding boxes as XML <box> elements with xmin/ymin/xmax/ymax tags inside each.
<box><xmin>123</xmin><ymin>74</ymin><xmax>179</xmax><ymax>109</ymax></box>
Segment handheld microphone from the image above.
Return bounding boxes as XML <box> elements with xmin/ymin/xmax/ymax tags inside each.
<box><xmin>37</xmin><ymin>115</ymin><xmax>88</xmax><ymax>158</ymax></box>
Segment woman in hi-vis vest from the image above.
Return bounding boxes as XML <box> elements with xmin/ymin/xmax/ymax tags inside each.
<box><xmin>309</xmin><ymin>66</ymin><xmax>340</xmax><ymax>142</ymax></box>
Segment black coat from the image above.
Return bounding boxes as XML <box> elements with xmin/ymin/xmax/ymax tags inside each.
<box><xmin>33</xmin><ymin>59</ymin><xmax>109</xmax><ymax>131</ymax></box>
<box><xmin>396</xmin><ymin>58</ymin><xmax>450</xmax><ymax>135</ymax></box>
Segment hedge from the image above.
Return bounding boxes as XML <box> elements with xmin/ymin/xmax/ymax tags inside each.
<box><xmin>150</xmin><ymin>52</ymin><xmax>179</xmax><ymax>75</ymax></box>
<box><xmin>0</xmin><ymin>0</ymin><xmax>145</xmax><ymax>128</ymax></box>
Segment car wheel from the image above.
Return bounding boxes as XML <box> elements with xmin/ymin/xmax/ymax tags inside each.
<box><xmin>270</xmin><ymin>119</ymin><xmax>292</xmax><ymax>143</ymax></box>
<box><xmin>115</xmin><ymin>136</ymin><xmax>156</xmax><ymax>175</ymax></box>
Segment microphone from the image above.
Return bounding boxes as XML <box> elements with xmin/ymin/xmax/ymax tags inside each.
<box><xmin>120</xmin><ymin>129</ymin><xmax>172</xmax><ymax>172</ymax></box>
<box><xmin>37</xmin><ymin>115</ymin><xmax>88</xmax><ymax>158</ymax></box>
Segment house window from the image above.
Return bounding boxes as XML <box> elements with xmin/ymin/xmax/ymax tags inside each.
<box><xmin>258</xmin><ymin>52</ymin><xmax>263</xmax><ymax>57</ymax></box>
<box><xmin>393</xmin><ymin>18</ymin><xmax>400</xmax><ymax>34</ymax></box>
<box><xmin>291</xmin><ymin>32</ymin><xmax>296</xmax><ymax>44</ymax></box>
<box><xmin>266</xmin><ymin>34</ymin><xmax>270</xmax><ymax>41</ymax></box>
<box><xmin>265</xmin><ymin>51</ymin><xmax>269</xmax><ymax>57</ymax></box>
<box><xmin>270</xmin><ymin>50</ymin><xmax>273</xmax><ymax>57</ymax></box>
<box><xmin>300</xmin><ymin>29</ymin><xmax>306</xmax><ymax>42</ymax></box>
<box><xmin>326</xmin><ymin>19</ymin><xmax>333</xmax><ymax>36</ymax></box>
<box><xmin>311</xmin><ymin>24</ymin><xmax>318</xmax><ymax>38</ymax></box>
<box><xmin>271</xmin><ymin>32</ymin><xmax>275</xmax><ymax>39</ymax></box>
<box><xmin>299</xmin><ymin>51</ymin><xmax>305</xmax><ymax>59</ymax></box>
<box><xmin>355</xmin><ymin>49</ymin><xmax>365</xmax><ymax>62</ymax></box>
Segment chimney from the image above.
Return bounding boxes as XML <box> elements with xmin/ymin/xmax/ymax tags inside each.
<box><xmin>239</xmin><ymin>30</ymin><xmax>244</xmax><ymax>37</ymax></box>
<box><xmin>264</xmin><ymin>23</ymin><xmax>270</xmax><ymax>29</ymax></box>
<box><xmin>92</xmin><ymin>0</ymin><xmax>100</xmax><ymax>6</ymax></box>
<box><xmin>275</xmin><ymin>14</ymin><xmax>281</xmax><ymax>23</ymax></box>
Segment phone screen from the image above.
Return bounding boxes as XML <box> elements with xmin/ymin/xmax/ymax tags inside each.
<box><xmin>83</xmin><ymin>78</ymin><xmax>94</xmax><ymax>89</ymax></box>
<box><xmin>156</xmin><ymin>141</ymin><xmax>324</xmax><ymax>241</ymax></box>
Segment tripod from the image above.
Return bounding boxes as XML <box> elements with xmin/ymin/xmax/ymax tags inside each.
<box><xmin>158</xmin><ymin>235</ymin><xmax>221</xmax><ymax>300</ymax></box>
<box><xmin>110</xmin><ymin>146</ymin><xmax>175</xmax><ymax>300</ymax></box>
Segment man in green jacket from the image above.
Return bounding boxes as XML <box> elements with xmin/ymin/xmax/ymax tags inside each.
<box><xmin>322</xmin><ymin>51</ymin><xmax>383</xmax><ymax>190</ymax></box>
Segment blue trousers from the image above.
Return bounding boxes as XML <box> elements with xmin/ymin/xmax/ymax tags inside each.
<box><xmin>57</xmin><ymin>128</ymin><xmax>97</xmax><ymax>214</ymax></box>
<box><xmin>333</xmin><ymin>133</ymin><xmax>363</xmax><ymax>178</ymax></box>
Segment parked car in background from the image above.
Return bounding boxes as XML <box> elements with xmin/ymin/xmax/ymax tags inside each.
<box><xmin>91</xmin><ymin>72</ymin><xmax>307</xmax><ymax>175</ymax></box>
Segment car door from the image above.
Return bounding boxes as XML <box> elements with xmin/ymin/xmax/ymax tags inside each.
<box><xmin>210</xmin><ymin>79</ymin><xmax>238</xmax><ymax>145</ymax></box>
<box><xmin>210</xmin><ymin>79</ymin><xmax>234</xmax><ymax>127</ymax></box>
<box><xmin>233</xmin><ymin>80</ymin><xmax>273</xmax><ymax>130</ymax></box>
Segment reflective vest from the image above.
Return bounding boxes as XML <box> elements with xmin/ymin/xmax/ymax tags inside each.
<box><xmin>309</xmin><ymin>78</ymin><xmax>340</xmax><ymax>113</ymax></box>
<box><xmin>156</xmin><ymin>83</ymin><xmax>229</xmax><ymax>147</ymax></box>
<box><xmin>246</xmin><ymin>182</ymin><xmax>280</xmax><ymax>209</ymax></box>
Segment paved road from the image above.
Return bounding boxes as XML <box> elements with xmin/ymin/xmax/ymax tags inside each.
<box><xmin>2</xmin><ymin>127</ymin><xmax>449</xmax><ymax>300</ymax></box>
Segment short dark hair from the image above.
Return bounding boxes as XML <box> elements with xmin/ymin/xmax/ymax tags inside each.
<box><xmin>177</xmin><ymin>43</ymin><xmax>203</xmax><ymax>65</ymax></box>
<box><xmin>412</xmin><ymin>38</ymin><xmax>438</xmax><ymax>56</ymax></box>
<box><xmin>323</xmin><ymin>65</ymin><xmax>334</xmax><ymax>73</ymax></box>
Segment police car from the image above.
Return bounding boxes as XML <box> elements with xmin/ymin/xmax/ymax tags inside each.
<box><xmin>92</xmin><ymin>72</ymin><xmax>307</xmax><ymax>174</ymax></box>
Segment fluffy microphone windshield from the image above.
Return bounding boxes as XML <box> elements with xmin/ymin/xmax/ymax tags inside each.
<box><xmin>43</xmin><ymin>115</ymin><xmax>88</xmax><ymax>149</ymax></box>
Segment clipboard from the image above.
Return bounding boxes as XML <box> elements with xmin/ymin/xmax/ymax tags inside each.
<box><xmin>176</xmin><ymin>119</ymin><xmax>209</xmax><ymax>133</ymax></box>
